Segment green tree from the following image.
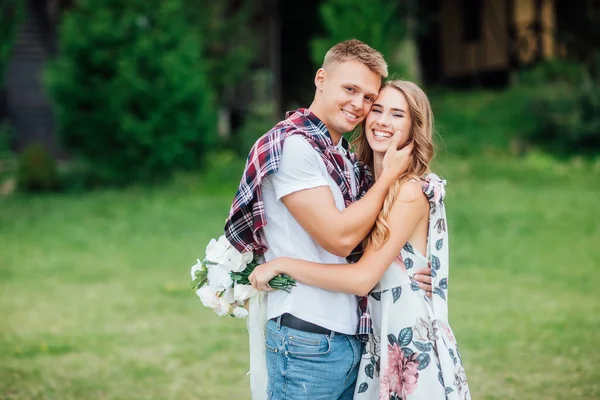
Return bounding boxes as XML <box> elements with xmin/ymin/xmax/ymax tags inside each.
<box><xmin>184</xmin><ymin>0</ymin><xmax>257</xmax><ymax>104</ymax></box>
<box><xmin>310</xmin><ymin>0</ymin><xmax>414</xmax><ymax>79</ymax></box>
<box><xmin>46</xmin><ymin>0</ymin><xmax>217</xmax><ymax>185</ymax></box>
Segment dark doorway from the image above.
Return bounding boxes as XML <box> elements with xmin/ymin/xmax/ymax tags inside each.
<box><xmin>5</xmin><ymin>0</ymin><xmax>59</xmax><ymax>155</ymax></box>
<box><xmin>280</xmin><ymin>0</ymin><xmax>324</xmax><ymax>110</ymax></box>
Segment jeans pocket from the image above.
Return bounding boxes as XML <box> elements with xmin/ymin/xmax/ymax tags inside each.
<box><xmin>265</xmin><ymin>326</ymin><xmax>282</xmax><ymax>399</ymax></box>
<box><xmin>265</xmin><ymin>341</ymin><xmax>279</xmax><ymax>354</ymax></box>
<box><xmin>286</xmin><ymin>331</ymin><xmax>331</xmax><ymax>358</ymax></box>
<box><xmin>265</xmin><ymin>324</ymin><xmax>283</xmax><ymax>353</ymax></box>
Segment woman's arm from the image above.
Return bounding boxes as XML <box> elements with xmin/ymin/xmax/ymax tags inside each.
<box><xmin>249</xmin><ymin>181</ymin><xmax>429</xmax><ymax>296</ymax></box>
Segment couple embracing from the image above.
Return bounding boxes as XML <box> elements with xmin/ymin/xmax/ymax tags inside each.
<box><xmin>224</xmin><ymin>39</ymin><xmax>470</xmax><ymax>400</ymax></box>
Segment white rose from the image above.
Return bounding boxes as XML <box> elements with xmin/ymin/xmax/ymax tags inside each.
<box><xmin>214</xmin><ymin>296</ymin><xmax>231</xmax><ymax>317</ymax></box>
<box><xmin>190</xmin><ymin>259</ymin><xmax>204</xmax><ymax>280</ymax></box>
<box><xmin>207</xmin><ymin>266</ymin><xmax>233</xmax><ymax>292</ymax></box>
<box><xmin>222</xmin><ymin>288</ymin><xmax>235</xmax><ymax>303</ymax></box>
<box><xmin>234</xmin><ymin>284</ymin><xmax>257</xmax><ymax>303</ymax></box>
<box><xmin>232</xmin><ymin>306</ymin><xmax>249</xmax><ymax>318</ymax></box>
<box><xmin>205</xmin><ymin>235</ymin><xmax>231</xmax><ymax>264</ymax></box>
<box><xmin>196</xmin><ymin>286</ymin><xmax>219</xmax><ymax>309</ymax></box>
<box><xmin>205</xmin><ymin>238</ymin><xmax>218</xmax><ymax>257</ymax></box>
<box><xmin>242</xmin><ymin>251</ymin><xmax>253</xmax><ymax>264</ymax></box>
<box><xmin>222</xmin><ymin>247</ymin><xmax>245</xmax><ymax>272</ymax></box>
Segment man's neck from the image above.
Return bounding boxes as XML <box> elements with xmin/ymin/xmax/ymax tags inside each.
<box><xmin>308</xmin><ymin>103</ymin><xmax>343</xmax><ymax>145</ymax></box>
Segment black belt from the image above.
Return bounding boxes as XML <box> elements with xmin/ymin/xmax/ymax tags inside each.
<box><xmin>271</xmin><ymin>313</ymin><xmax>332</xmax><ymax>335</ymax></box>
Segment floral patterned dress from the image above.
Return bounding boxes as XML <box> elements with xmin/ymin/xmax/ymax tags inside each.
<box><xmin>354</xmin><ymin>174</ymin><xmax>470</xmax><ymax>400</ymax></box>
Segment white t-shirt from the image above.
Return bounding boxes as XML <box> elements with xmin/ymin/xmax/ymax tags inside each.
<box><xmin>260</xmin><ymin>135</ymin><xmax>358</xmax><ymax>335</ymax></box>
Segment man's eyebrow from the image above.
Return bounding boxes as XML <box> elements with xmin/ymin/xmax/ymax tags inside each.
<box><xmin>343</xmin><ymin>83</ymin><xmax>378</xmax><ymax>98</ymax></box>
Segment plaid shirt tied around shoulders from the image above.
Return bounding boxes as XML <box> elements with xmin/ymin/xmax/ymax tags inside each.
<box><xmin>224</xmin><ymin>108</ymin><xmax>374</xmax><ymax>340</ymax></box>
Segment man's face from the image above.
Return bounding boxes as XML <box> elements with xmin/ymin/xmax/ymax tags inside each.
<box><xmin>316</xmin><ymin>60</ymin><xmax>381</xmax><ymax>139</ymax></box>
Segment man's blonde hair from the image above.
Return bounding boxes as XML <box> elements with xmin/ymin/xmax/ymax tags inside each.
<box><xmin>323</xmin><ymin>39</ymin><xmax>388</xmax><ymax>78</ymax></box>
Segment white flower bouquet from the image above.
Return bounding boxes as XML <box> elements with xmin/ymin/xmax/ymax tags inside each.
<box><xmin>190</xmin><ymin>235</ymin><xmax>295</xmax><ymax>318</ymax></box>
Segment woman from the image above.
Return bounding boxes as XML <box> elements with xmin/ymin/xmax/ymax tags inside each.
<box><xmin>249</xmin><ymin>80</ymin><xmax>470</xmax><ymax>400</ymax></box>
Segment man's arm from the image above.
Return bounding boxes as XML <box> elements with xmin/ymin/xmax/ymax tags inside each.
<box><xmin>282</xmin><ymin>177</ymin><xmax>393</xmax><ymax>257</ymax></box>
<box><xmin>280</xmin><ymin>132</ymin><xmax>411</xmax><ymax>257</ymax></box>
<box><xmin>250</xmin><ymin>182</ymin><xmax>429</xmax><ymax>295</ymax></box>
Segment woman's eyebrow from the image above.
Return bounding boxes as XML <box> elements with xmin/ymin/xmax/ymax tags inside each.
<box><xmin>372</xmin><ymin>103</ymin><xmax>406</xmax><ymax>113</ymax></box>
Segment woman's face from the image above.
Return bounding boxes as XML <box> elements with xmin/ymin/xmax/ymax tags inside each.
<box><xmin>364</xmin><ymin>86</ymin><xmax>412</xmax><ymax>156</ymax></box>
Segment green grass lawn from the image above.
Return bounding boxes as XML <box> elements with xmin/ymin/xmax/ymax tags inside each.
<box><xmin>1</xmin><ymin>153</ymin><xmax>600</xmax><ymax>400</ymax></box>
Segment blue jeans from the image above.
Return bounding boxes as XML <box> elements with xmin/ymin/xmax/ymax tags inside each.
<box><xmin>265</xmin><ymin>318</ymin><xmax>362</xmax><ymax>400</ymax></box>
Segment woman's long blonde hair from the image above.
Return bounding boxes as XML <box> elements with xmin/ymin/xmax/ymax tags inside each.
<box><xmin>351</xmin><ymin>80</ymin><xmax>435</xmax><ymax>249</ymax></box>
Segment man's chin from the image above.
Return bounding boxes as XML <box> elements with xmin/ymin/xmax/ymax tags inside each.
<box><xmin>338</xmin><ymin>120</ymin><xmax>360</xmax><ymax>134</ymax></box>
<box><xmin>333</xmin><ymin>126</ymin><xmax>354</xmax><ymax>137</ymax></box>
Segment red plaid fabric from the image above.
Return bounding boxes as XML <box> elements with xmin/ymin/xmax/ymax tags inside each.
<box><xmin>357</xmin><ymin>296</ymin><xmax>373</xmax><ymax>340</ymax></box>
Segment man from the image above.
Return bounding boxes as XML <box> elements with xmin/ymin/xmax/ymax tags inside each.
<box><xmin>225</xmin><ymin>39</ymin><xmax>432</xmax><ymax>399</ymax></box>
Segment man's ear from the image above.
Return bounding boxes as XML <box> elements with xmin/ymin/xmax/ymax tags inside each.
<box><xmin>314</xmin><ymin>68</ymin><xmax>326</xmax><ymax>92</ymax></box>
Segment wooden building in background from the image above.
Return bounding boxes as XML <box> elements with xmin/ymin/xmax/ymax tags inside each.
<box><xmin>434</xmin><ymin>0</ymin><xmax>557</xmax><ymax>86</ymax></box>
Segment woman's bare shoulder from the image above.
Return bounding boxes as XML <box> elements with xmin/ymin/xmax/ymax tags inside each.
<box><xmin>398</xmin><ymin>180</ymin><xmax>427</xmax><ymax>202</ymax></box>
<box><xmin>395</xmin><ymin>180</ymin><xmax>429</xmax><ymax>217</ymax></box>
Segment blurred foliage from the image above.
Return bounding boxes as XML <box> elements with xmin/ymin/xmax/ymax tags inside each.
<box><xmin>430</xmin><ymin>89</ymin><xmax>534</xmax><ymax>157</ymax></box>
<box><xmin>228</xmin><ymin>103</ymin><xmax>277</xmax><ymax>157</ymax></box>
<box><xmin>57</xmin><ymin>157</ymin><xmax>100</xmax><ymax>193</ymax></box>
<box><xmin>183</xmin><ymin>0</ymin><xmax>257</xmax><ymax>105</ymax></box>
<box><xmin>527</xmin><ymin>80</ymin><xmax>600</xmax><ymax>156</ymax></box>
<box><xmin>516</xmin><ymin>60</ymin><xmax>600</xmax><ymax>156</ymax></box>
<box><xmin>0</xmin><ymin>0</ymin><xmax>24</xmax><ymax>87</ymax></box>
<box><xmin>45</xmin><ymin>0</ymin><xmax>217</xmax><ymax>186</ymax></box>
<box><xmin>310</xmin><ymin>0</ymin><xmax>410</xmax><ymax>78</ymax></box>
<box><xmin>225</xmin><ymin>69</ymin><xmax>278</xmax><ymax>157</ymax></box>
<box><xmin>0</xmin><ymin>120</ymin><xmax>13</xmax><ymax>157</ymax></box>
<box><xmin>17</xmin><ymin>142</ymin><xmax>59</xmax><ymax>192</ymax></box>
<box><xmin>555</xmin><ymin>0</ymin><xmax>600</xmax><ymax>72</ymax></box>
<box><xmin>517</xmin><ymin>59</ymin><xmax>590</xmax><ymax>87</ymax></box>
<box><xmin>0</xmin><ymin>121</ymin><xmax>17</xmax><ymax>187</ymax></box>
